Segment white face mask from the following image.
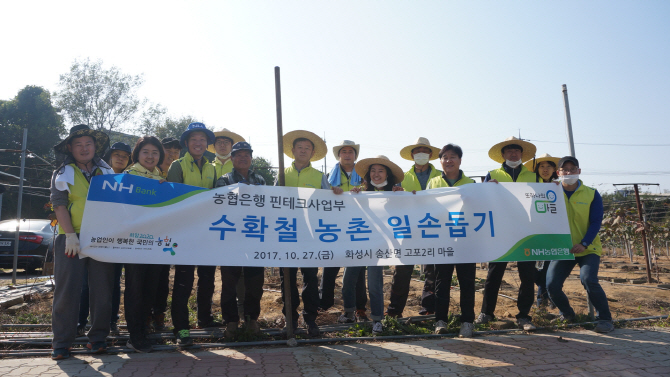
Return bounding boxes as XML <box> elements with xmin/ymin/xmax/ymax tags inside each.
<box><xmin>216</xmin><ymin>152</ymin><xmax>231</xmax><ymax>160</ymax></box>
<box><xmin>413</xmin><ymin>153</ymin><xmax>430</xmax><ymax>165</ymax></box>
<box><xmin>371</xmin><ymin>180</ymin><xmax>388</xmax><ymax>188</ymax></box>
<box><xmin>561</xmin><ymin>174</ymin><xmax>579</xmax><ymax>185</ymax></box>
<box><xmin>505</xmin><ymin>159</ymin><xmax>522</xmax><ymax>168</ymax></box>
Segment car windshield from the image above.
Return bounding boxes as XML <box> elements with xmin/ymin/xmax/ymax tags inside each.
<box><xmin>0</xmin><ymin>220</ymin><xmax>52</xmax><ymax>232</ymax></box>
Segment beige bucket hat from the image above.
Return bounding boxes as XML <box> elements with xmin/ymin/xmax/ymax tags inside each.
<box><xmin>524</xmin><ymin>153</ymin><xmax>560</xmax><ymax>172</ymax></box>
<box><xmin>354</xmin><ymin>155</ymin><xmax>405</xmax><ymax>184</ymax></box>
<box><xmin>283</xmin><ymin>130</ymin><xmax>328</xmax><ymax>161</ymax></box>
<box><xmin>207</xmin><ymin>128</ymin><xmax>246</xmax><ymax>154</ymax></box>
<box><xmin>332</xmin><ymin>140</ymin><xmax>360</xmax><ymax>160</ymax></box>
<box><xmin>399</xmin><ymin>137</ymin><xmax>441</xmax><ymax>161</ymax></box>
<box><xmin>488</xmin><ymin>136</ymin><xmax>537</xmax><ymax>164</ymax></box>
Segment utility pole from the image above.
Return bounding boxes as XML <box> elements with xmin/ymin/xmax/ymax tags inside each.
<box><xmin>613</xmin><ymin>183</ymin><xmax>659</xmax><ymax>283</ymax></box>
<box><xmin>12</xmin><ymin>129</ymin><xmax>28</xmax><ymax>285</ymax></box>
<box><xmin>562</xmin><ymin>84</ymin><xmax>576</xmax><ymax>157</ymax></box>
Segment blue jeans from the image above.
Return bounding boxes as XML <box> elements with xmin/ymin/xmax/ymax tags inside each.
<box><xmin>343</xmin><ymin>266</ymin><xmax>383</xmax><ymax>321</ymax></box>
<box><xmin>536</xmin><ymin>261</ymin><xmax>550</xmax><ymax>305</ymax></box>
<box><xmin>546</xmin><ymin>253</ymin><xmax>611</xmax><ymax>321</ymax></box>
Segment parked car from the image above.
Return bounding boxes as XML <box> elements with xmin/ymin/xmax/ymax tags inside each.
<box><xmin>0</xmin><ymin>219</ymin><xmax>56</xmax><ymax>274</ymax></box>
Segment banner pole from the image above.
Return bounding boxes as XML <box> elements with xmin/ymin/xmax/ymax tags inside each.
<box><xmin>275</xmin><ymin>66</ymin><xmax>294</xmax><ymax>340</ymax></box>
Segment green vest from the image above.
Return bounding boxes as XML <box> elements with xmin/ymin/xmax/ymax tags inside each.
<box><xmin>401</xmin><ymin>163</ymin><xmax>441</xmax><ymax>192</ymax></box>
<box><xmin>488</xmin><ymin>165</ymin><xmax>536</xmax><ymax>183</ymax></box>
<box><xmin>213</xmin><ymin>158</ymin><xmax>233</xmax><ymax>179</ymax></box>
<box><xmin>59</xmin><ymin>164</ymin><xmax>103</xmax><ymax>234</ymax></box>
<box><xmin>178</xmin><ymin>152</ymin><xmax>216</xmax><ymax>188</ymax></box>
<box><xmin>564</xmin><ymin>181</ymin><xmax>603</xmax><ymax>257</ymax></box>
<box><xmin>427</xmin><ymin>171</ymin><xmax>475</xmax><ymax>188</ymax></box>
<box><xmin>285</xmin><ymin>162</ymin><xmax>323</xmax><ymax>189</ymax></box>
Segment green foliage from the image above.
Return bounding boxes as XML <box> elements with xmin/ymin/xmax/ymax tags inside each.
<box><xmin>154</xmin><ymin>115</ymin><xmax>199</xmax><ymax>141</ymax></box>
<box><xmin>0</xmin><ymin>85</ymin><xmax>64</xmax><ymax>219</ymax></box>
<box><xmin>55</xmin><ymin>58</ymin><xmax>145</xmax><ymax>133</ymax></box>
<box><xmin>252</xmin><ymin>156</ymin><xmax>278</xmax><ymax>185</ymax></box>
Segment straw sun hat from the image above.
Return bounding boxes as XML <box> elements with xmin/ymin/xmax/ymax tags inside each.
<box><xmin>354</xmin><ymin>155</ymin><xmax>405</xmax><ymax>184</ymax></box>
<box><xmin>524</xmin><ymin>153</ymin><xmax>560</xmax><ymax>172</ymax></box>
<box><xmin>399</xmin><ymin>137</ymin><xmax>441</xmax><ymax>161</ymax></box>
<box><xmin>487</xmin><ymin>136</ymin><xmax>537</xmax><ymax>164</ymax></box>
<box><xmin>332</xmin><ymin>140</ymin><xmax>360</xmax><ymax>160</ymax></box>
<box><xmin>283</xmin><ymin>130</ymin><xmax>328</xmax><ymax>161</ymax></box>
<box><xmin>207</xmin><ymin>128</ymin><xmax>246</xmax><ymax>154</ymax></box>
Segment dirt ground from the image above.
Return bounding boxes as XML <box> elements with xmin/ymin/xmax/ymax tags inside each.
<box><xmin>2</xmin><ymin>251</ymin><xmax>670</xmax><ymax>329</ymax></box>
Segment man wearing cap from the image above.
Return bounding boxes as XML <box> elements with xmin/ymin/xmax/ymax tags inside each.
<box><xmin>278</xmin><ymin>130</ymin><xmax>342</xmax><ymax>337</ymax></box>
<box><xmin>386</xmin><ymin>137</ymin><xmax>442</xmax><ymax>318</ymax></box>
<box><xmin>476</xmin><ymin>136</ymin><xmax>538</xmax><ymax>331</ymax></box>
<box><xmin>320</xmin><ymin>140</ymin><xmax>368</xmax><ymax>319</ymax></box>
<box><xmin>167</xmin><ymin>122</ymin><xmax>218</xmax><ymax>346</ymax></box>
<box><xmin>214</xmin><ymin>142</ymin><xmax>266</xmax><ymax>339</ymax></box>
<box><xmin>546</xmin><ymin>157</ymin><xmax>613</xmax><ymax>333</ymax></box>
<box><xmin>209</xmin><ymin>128</ymin><xmax>246</xmax><ymax>178</ymax></box>
<box><xmin>159</xmin><ymin>137</ymin><xmax>182</xmax><ymax>179</ymax></box>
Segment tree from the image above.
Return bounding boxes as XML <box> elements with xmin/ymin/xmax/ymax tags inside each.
<box><xmin>135</xmin><ymin>102</ymin><xmax>167</xmax><ymax>136</ymax></box>
<box><xmin>0</xmin><ymin>86</ymin><xmax>64</xmax><ymax>219</ymax></box>
<box><xmin>252</xmin><ymin>156</ymin><xmax>277</xmax><ymax>185</ymax></box>
<box><xmin>154</xmin><ymin>115</ymin><xmax>198</xmax><ymax>140</ymax></box>
<box><xmin>55</xmin><ymin>58</ymin><xmax>145</xmax><ymax>133</ymax></box>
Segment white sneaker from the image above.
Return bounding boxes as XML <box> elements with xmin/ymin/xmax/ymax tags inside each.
<box><xmin>434</xmin><ymin>320</ymin><xmax>448</xmax><ymax>334</ymax></box>
<box><xmin>517</xmin><ymin>318</ymin><xmax>537</xmax><ymax>331</ymax></box>
<box><xmin>459</xmin><ymin>322</ymin><xmax>474</xmax><ymax>338</ymax></box>
<box><xmin>474</xmin><ymin>313</ymin><xmax>492</xmax><ymax>325</ymax></box>
<box><xmin>372</xmin><ymin>321</ymin><xmax>383</xmax><ymax>335</ymax></box>
<box><xmin>338</xmin><ymin>313</ymin><xmax>355</xmax><ymax>324</ymax></box>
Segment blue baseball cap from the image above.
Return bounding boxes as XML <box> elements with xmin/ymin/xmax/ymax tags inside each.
<box><xmin>231</xmin><ymin>141</ymin><xmax>253</xmax><ymax>156</ymax></box>
<box><xmin>180</xmin><ymin>122</ymin><xmax>216</xmax><ymax>148</ymax></box>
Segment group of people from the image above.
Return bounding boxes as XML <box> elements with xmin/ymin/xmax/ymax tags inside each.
<box><xmin>48</xmin><ymin>122</ymin><xmax>613</xmax><ymax>360</ymax></box>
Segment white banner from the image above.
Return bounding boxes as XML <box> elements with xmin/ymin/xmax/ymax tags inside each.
<box><xmin>80</xmin><ymin>174</ymin><xmax>574</xmax><ymax>266</ymax></box>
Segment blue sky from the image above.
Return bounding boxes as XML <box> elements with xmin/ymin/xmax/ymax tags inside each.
<box><xmin>2</xmin><ymin>1</ymin><xmax>669</xmax><ymax>193</ymax></box>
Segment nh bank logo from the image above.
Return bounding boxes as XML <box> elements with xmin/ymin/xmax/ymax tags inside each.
<box><xmin>525</xmin><ymin>190</ymin><xmax>557</xmax><ymax>214</ymax></box>
<box><xmin>102</xmin><ymin>180</ymin><xmax>157</xmax><ymax>196</ymax></box>
<box><xmin>524</xmin><ymin>247</ymin><xmax>570</xmax><ymax>256</ymax></box>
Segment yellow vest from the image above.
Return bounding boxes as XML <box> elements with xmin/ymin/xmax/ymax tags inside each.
<box><xmin>488</xmin><ymin>165</ymin><xmax>536</xmax><ymax>183</ymax></box>
<box><xmin>427</xmin><ymin>171</ymin><xmax>475</xmax><ymax>188</ymax></box>
<box><xmin>285</xmin><ymin>162</ymin><xmax>323</xmax><ymax>189</ymax></box>
<box><xmin>337</xmin><ymin>168</ymin><xmax>360</xmax><ymax>191</ymax></box>
<box><xmin>564</xmin><ymin>181</ymin><xmax>603</xmax><ymax>257</ymax></box>
<box><xmin>126</xmin><ymin>163</ymin><xmax>163</xmax><ymax>181</ymax></box>
<box><xmin>178</xmin><ymin>152</ymin><xmax>216</xmax><ymax>188</ymax></box>
<box><xmin>213</xmin><ymin>158</ymin><xmax>233</xmax><ymax>179</ymax></box>
<box><xmin>59</xmin><ymin>164</ymin><xmax>103</xmax><ymax>234</ymax></box>
<box><xmin>401</xmin><ymin>163</ymin><xmax>441</xmax><ymax>192</ymax></box>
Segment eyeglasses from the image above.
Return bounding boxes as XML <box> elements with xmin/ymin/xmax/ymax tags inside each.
<box><xmin>558</xmin><ymin>167</ymin><xmax>579</xmax><ymax>173</ymax></box>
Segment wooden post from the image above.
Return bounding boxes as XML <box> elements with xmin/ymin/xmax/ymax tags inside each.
<box><xmin>633</xmin><ymin>184</ymin><xmax>653</xmax><ymax>283</ymax></box>
<box><xmin>274</xmin><ymin>66</ymin><xmax>294</xmax><ymax>339</ymax></box>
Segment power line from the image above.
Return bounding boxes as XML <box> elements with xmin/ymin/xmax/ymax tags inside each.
<box><xmin>528</xmin><ymin>139</ymin><xmax>670</xmax><ymax>147</ymax></box>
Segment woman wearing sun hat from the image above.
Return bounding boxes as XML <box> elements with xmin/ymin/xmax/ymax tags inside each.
<box><xmin>208</xmin><ymin>128</ymin><xmax>246</xmax><ymax>178</ymax></box>
<box><xmin>386</xmin><ymin>137</ymin><xmax>442</xmax><ymax>318</ymax></box>
<box><xmin>338</xmin><ymin>155</ymin><xmax>404</xmax><ymax>335</ymax></box>
<box><xmin>278</xmin><ymin>130</ymin><xmax>341</xmax><ymax>337</ymax></box>
<box><xmin>49</xmin><ymin>124</ymin><xmax>116</xmax><ymax>359</ymax></box>
<box><xmin>477</xmin><ymin>136</ymin><xmax>539</xmax><ymax>332</ymax></box>
<box><xmin>525</xmin><ymin>153</ymin><xmax>560</xmax><ymax>308</ymax></box>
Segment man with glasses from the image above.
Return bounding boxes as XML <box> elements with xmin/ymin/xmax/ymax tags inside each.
<box><xmin>546</xmin><ymin>157</ymin><xmax>613</xmax><ymax>333</ymax></box>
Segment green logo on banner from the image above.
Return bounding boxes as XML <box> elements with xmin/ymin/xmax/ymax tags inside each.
<box><xmin>494</xmin><ymin>234</ymin><xmax>573</xmax><ymax>262</ymax></box>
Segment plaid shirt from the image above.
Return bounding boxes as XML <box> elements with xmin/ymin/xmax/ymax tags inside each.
<box><xmin>215</xmin><ymin>168</ymin><xmax>266</xmax><ymax>188</ymax></box>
